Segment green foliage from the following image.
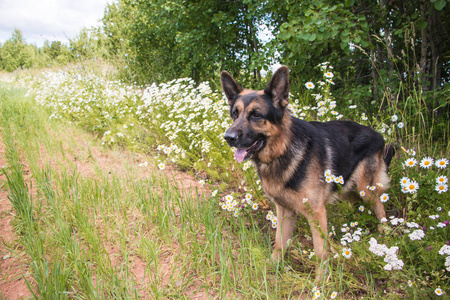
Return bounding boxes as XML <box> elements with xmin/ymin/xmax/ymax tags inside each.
<box><xmin>69</xmin><ymin>27</ymin><xmax>109</xmax><ymax>62</ymax></box>
<box><xmin>0</xmin><ymin>29</ymin><xmax>37</xmax><ymax>71</ymax></box>
<box><xmin>0</xmin><ymin>28</ymin><xmax>111</xmax><ymax>72</ymax></box>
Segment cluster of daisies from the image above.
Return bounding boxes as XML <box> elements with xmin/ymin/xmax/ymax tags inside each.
<box><xmin>388</xmin><ymin>114</ymin><xmax>405</xmax><ymax>129</ymax></box>
<box><xmin>311</xmin><ymin>287</ymin><xmax>338</xmax><ymax>299</ymax></box>
<box><xmin>323</xmin><ymin>169</ymin><xmax>345</xmax><ymax>185</ymax></box>
<box><xmin>265</xmin><ymin>210</ymin><xmax>278</xmax><ymax>229</ymax></box>
<box><xmin>323</xmin><ymin>169</ymin><xmax>391</xmax><ymax>205</ymax></box>
<box><xmin>401</xmin><ymin>155</ymin><xmax>448</xmax><ymax>194</ymax></box>
<box><xmin>381</xmin><ymin>212</ymin><xmax>449</xmax><ymax>239</ymax></box>
<box><xmin>295</xmin><ymin>63</ymin><xmax>344</xmax><ymax>123</ymax></box>
<box><xmin>340</xmin><ymin>222</ymin><xmax>363</xmax><ymax>246</ymax></box>
<box><xmin>156</xmin><ymin>143</ymin><xmax>187</xmax><ymax>164</ymax></box>
<box><xmin>304</xmin><ymin>62</ymin><xmax>335</xmax><ymax>90</ymax></box>
<box><xmin>217</xmin><ymin>191</ymin><xmax>277</xmax><ymax>228</ymax></box>
<box><xmin>219</xmin><ymin>194</ymin><xmax>261</xmax><ymax>219</ymax></box>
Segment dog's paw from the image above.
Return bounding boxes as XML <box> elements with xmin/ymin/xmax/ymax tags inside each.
<box><xmin>271</xmin><ymin>250</ymin><xmax>283</xmax><ymax>262</ymax></box>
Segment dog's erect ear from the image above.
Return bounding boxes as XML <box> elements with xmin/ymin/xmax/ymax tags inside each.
<box><xmin>221</xmin><ymin>71</ymin><xmax>243</xmax><ymax>106</ymax></box>
<box><xmin>264</xmin><ymin>66</ymin><xmax>289</xmax><ymax>108</ymax></box>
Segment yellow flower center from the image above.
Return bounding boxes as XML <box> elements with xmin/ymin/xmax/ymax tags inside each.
<box><xmin>409</xmin><ymin>184</ymin><xmax>415</xmax><ymax>190</ymax></box>
<box><xmin>424</xmin><ymin>161</ymin><xmax>430</xmax><ymax>165</ymax></box>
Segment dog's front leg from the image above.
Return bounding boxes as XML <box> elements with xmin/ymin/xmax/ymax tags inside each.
<box><xmin>308</xmin><ymin>204</ymin><xmax>329</xmax><ymax>280</ymax></box>
<box><xmin>309</xmin><ymin>206</ymin><xmax>328</xmax><ymax>261</ymax></box>
<box><xmin>271</xmin><ymin>203</ymin><xmax>297</xmax><ymax>261</ymax></box>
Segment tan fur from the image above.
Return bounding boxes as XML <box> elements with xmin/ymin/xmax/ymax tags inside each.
<box><xmin>233</xmin><ymin>99</ymin><xmax>245</xmax><ymax>115</ymax></box>
<box><xmin>239</xmin><ymin>89</ymin><xmax>265</xmax><ymax>96</ymax></box>
<box><xmin>257</xmin><ymin>113</ymin><xmax>292</xmax><ymax>163</ymax></box>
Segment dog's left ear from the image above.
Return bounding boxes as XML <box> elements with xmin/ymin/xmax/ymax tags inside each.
<box><xmin>264</xmin><ymin>66</ymin><xmax>289</xmax><ymax>108</ymax></box>
<box><xmin>221</xmin><ymin>71</ymin><xmax>243</xmax><ymax>106</ymax></box>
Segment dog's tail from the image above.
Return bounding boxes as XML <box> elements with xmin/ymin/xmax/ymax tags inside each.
<box><xmin>383</xmin><ymin>143</ymin><xmax>396</xmax><ymax>168</ymax></box>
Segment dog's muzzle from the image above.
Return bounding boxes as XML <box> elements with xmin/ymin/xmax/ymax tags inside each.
<box><xmin>224</xmin><ymin>129</ymin><xmax>265</xmax><ymax>163</ymax></box>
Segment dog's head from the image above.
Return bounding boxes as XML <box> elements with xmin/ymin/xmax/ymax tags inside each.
<box><xmin>221</xmin><ymin>66</ymin><xmax>290</xmax><ymax>163</ymax></box>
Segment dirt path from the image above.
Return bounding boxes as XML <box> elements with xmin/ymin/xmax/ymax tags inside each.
<box><xmin>0</xmin><ymin>124</ymin><xmax>208</xmax><ymax>298</ymax></box>
<box><xmin>0</xmin><ymin>134</ymin><xmax>33</xmax><ymax>299</ymax></box>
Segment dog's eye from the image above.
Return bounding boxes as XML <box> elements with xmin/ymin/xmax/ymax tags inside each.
<box><xmin>232</xmin><ymin>110</ymin><xmax>239</xmax><ymax>119</ymax></box>
<box><xmin>251</xmin><ymin>111</ymin><xmax>262</xmax><ymax>119</ymax></box>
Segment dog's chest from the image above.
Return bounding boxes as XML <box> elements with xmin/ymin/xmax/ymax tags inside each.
<box><xmin>257</xmin><ymin>163</ymin><xmax>297</xmax><ymax>205</ymax></box>
<box><xmin>261</xmin><ymin>178</ymin><xmax>284</xmax><ymax>200</ymax></box>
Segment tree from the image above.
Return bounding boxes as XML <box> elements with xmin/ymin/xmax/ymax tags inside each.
<box><xmin>102</xmin><ymin>0</ymin><xmax>264</xmax><ymax>85</ymax></box>
<box><xmin>0</xmin><ymin>29</ymin><xmax>36</xmax><ymax>71</ymax></box>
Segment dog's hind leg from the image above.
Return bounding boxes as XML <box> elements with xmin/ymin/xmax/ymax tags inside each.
<box><xmin>370</xmin><ymin>162</ymin><xmax>390</xmax><ymax>222</ymax></box>
<box><xmin>271</xmin><ymin>203</ymin><xmax>297</xmax><ymax>261</ymax></box>
<box><xmin>356</xmin><ymin>155</ymin><xmax>389</xmax><ymax>223</ymax></box>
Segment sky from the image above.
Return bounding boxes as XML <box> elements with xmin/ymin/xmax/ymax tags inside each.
<box><xmin>0</xmin><ymin>0</ymin><xmax>112</xmax><ymax>47</ymax></box>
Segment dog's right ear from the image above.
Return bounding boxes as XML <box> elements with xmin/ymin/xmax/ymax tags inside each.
<box><xmin>264</xmin><ymin>66</ymin><xmax>289</xmax><ymax>109</ymax></box>
<box><xmin>221</xmin><ymin>71</ymin><xmax>243</xmax><ymax>106</ymax></box>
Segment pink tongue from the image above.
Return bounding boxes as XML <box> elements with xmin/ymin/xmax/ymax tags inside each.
<box><xmin>234</xmin><ymin>149</ymin><xmax>247</xmax><ymax>163</ymax></box>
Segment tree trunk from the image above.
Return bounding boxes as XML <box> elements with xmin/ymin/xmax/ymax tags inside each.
<box><xmin>248</xmin><ymin>16</ymin><xmax>261</xmax><ymax>82</ymax></box>
<box><xmin>419</xmin><ymin>0</ymin><xmax>429</xmax><ymax>91</ymax></box>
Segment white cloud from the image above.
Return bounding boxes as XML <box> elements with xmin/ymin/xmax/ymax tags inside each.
<box><xmin>0</xmin><ymin>0</ymin><xmax>111</xmax><ymax>46</ymax></box>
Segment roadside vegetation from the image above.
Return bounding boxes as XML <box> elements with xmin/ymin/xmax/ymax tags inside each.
<box><xmin>0</xmin><ymin>59</ymin><xmax>447</xmax><ymax>298</ymax></box>
<box><xmin>1</xmin><ymin>0</ymin><xmax>449</xmax><ymax>298</ymax></box>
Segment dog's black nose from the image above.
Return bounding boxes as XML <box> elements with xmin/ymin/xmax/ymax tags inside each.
<box><xmin>224</xmin><ymin>131</ymin><xmax>238</xmax><ymax>145</ymax></box>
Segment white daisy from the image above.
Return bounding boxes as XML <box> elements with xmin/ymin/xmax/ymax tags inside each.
<box><xmin>380</xmin><ymin>193</ymin><xmax>389</xmax><ymax>203</ymax></box>
<box><xmin>435</xmin><ymin>287</ymin><xmax>444</xmax><ymax>296</ymax></box>
<box><xmin>404</xmin><ymin>158</ymin><xmax>417</xmax><ymax>167</ymax></box>
<box><xmin>435</xmin><ymin>158</ymin><xmax>449</xmax><ymax>169</ymax></box>
<box><xmin>342</xmin><ymin>247</ymin><xmax>352</xmax><ymax>258</ymax></box>
<box><xmin>435</xmin><ymin>183</ymin><xmax>448</xmax><ymax>194</ymax></box>
<box><xmin>419</xmin><ymin>157</ymin><xmax>434</xmax><ymax>169</ymax></box>
<box><xmin>400</xmin><ymin>177</ymin><xmax>410</xmax><ymax>186</ymax></box>
<box><xmin>305</xmin><ymin>82</ymin><xmax>315</xmax><ymax>89</ymax></box>
<box><xmin>436</xmin><ymin>175</ymin><xmax>448</xmax><ymax>184</ymax></box>
<box><xmin>405</xmin><ymin>181</ymin><xmax>420</xmax><ymax>194</ymax></box>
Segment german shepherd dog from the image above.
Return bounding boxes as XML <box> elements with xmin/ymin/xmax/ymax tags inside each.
<box><xmin>221</xmin><ymin>66</ymin><xmax>394</xmax><ymax>275</ymax></box>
